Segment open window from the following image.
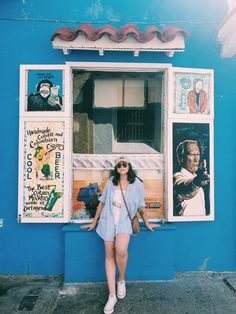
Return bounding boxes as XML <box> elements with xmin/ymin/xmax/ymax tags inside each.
<box><xmin>71</xmin><ymin>64</ymin><xmax>167</xmax><ymax>222</ymax></box>
<box><xmin>18</xmin><ymin>62</ymin><xmax>214</xmax><ymax>223</ymax></box>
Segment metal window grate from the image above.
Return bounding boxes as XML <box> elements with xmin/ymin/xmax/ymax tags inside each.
<box><xmin>117</xmin><ymin>109</ymin><xmax>154</xmax><ymax>142</ymax></box>
<box><xmin>117</xmin><ymin>109</ymin><xmax>143</xmax><ymax>142</ymax></box>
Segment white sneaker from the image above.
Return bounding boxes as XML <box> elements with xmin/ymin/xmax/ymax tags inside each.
<box><xmin>104</xmin><ymin>294</ymin><xmax>117</xmax><ymax>314</ymax></box>
<box><xmin>117</xmin><ymin>280</ymin><xmax>126</xmax><ymax>299</ymax></box>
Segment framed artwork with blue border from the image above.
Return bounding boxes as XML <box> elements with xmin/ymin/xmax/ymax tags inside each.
<box><xmin>20</xmin><ymin>65</ymin><xmax>66</xmax><ymax>116</ymax></box>
<box><xmin>27</xmin><ymin>70</ymin><xmax>63</xmax><ymax>111</ymax></box>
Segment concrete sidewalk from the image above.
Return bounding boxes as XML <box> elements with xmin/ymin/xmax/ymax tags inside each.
<box><xmin>0</xmin><ymin>273</ymin><xmax>236</xmax><ymax>314</ymax></box>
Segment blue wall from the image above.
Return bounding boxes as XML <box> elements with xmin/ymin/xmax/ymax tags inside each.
<box><xmin>1</xmin><ymin>0</ymin><xmax>236</xmax><ymax>276</ymax></box>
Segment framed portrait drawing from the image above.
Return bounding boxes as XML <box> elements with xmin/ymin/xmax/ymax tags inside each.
<box><xmin>19</xmin><ymin>65</ymin><xmax>68</xmax><ymax>117</ymax></box>
<box><xmin>170</xmin><ymin>67</ymin><xmax>214</xmax><ymax>119</ymax></box>
<box><xmin>167</xmin><ymin>120</ymin><xmax>214</xmax><ymax>222</ymax></box>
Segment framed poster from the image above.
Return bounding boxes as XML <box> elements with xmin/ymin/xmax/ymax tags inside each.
<box><xmin>19</xmin><ymin>65</ymin><xmax>68</xmax><ymax>117</ymax></box>
<box><xmin>170</xmin><ymin>67</ymin><xmax>214</xmax><ymax>119</ymax></box>
<box><xmin>167</xmin><ymin>120</ymin><xmax>214</xmax><ymax>221</ymax></box>
<box><xmin>71</xmin><ymin>154</ymin><xmax>164</xmax><ymax>222</ymax></box>
<box><xmin>18</xmin><ymin>117</ymin><xmax>71</xmax><ymax>222</ymax></box>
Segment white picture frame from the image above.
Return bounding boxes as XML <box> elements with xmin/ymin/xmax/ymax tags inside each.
<box><xmin>169</xmin><ymin>67</ymin><xmax>214</xmax><ymax>120</ymax></box>
<box><xmin>166</xmin><ymin>119</ymin><xmax>214</xmax><ymax>222</ymax></box>
<box><xmin>19</xmin><ymin>64</ymin><xmax>68</xmax><ymax>117</ymax></box>
<box><xmin>18</xmin><ymin>117</ymin><xmax>71</xmax><ymax>223</ymax></box>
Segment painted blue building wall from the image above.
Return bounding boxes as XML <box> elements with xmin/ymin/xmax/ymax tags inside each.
<box><xmin>0</xmin><ymin>0</ymin><xmax>236</xmax><ymax>276</ymax></box>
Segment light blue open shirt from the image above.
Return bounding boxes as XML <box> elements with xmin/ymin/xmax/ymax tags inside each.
<box><xmin>96</xmin><ymin>177</ymin><xmax>145</xmax><ymax>241</ymax></box>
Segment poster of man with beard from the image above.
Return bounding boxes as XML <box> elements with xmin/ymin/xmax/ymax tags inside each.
<box><xmin>27</xmin><ymin>70</ymin><xmax>63</xmax><ymax>111</ymax></box>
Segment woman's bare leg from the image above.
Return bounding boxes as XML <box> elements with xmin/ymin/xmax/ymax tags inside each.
<box><xmin>115</xmin><ymin>234</ymin><xmax>130</xmax><ymax>282</ymax></box>
<box><xmin>104</xmin><ymin>241</ymin><xmax>116</xmax><ymax>294</ymax></box>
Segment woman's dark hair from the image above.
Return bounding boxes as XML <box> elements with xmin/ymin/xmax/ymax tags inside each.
<box><xmin>111</xmin><ymin>163</ymin><xmax>137</xmax><ymax>186</ymax></box>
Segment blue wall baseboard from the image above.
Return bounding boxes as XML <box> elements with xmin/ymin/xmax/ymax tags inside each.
<box><xmin>63</xmin><ymin>223</ymin><xmax>175</xmax><ymax>283</ymax></box>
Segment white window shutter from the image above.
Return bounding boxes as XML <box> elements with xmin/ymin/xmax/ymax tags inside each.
<box><xmin>18</xmin><ymin>64</ymin><xmax>71</xmax><ymax>223</ymax></box>
<box><xmin>166</xmin><ymin>67</ymin><xmax>214</xmax><ymax>222</ymax></box>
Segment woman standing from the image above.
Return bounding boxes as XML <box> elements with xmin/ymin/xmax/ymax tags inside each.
<box><xmin>81</xmin><ymin>156</ymin><xmax>160</xmax><ymax>314</ymax></box>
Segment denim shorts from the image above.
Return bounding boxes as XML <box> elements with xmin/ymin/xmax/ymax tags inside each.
<box><xmin>96</xmin><ymin>216</ymin><xmax>132</xmax><ymax>241</ymax></box>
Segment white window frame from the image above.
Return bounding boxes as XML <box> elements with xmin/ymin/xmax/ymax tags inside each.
<box><xmin>18</xmin><ymin>62</ymin><xmax>214</xmax><ymax>223</ymax></box>
<box><xmin>68</xmin><ymin>62</ymin><xmax>171</xmax><ymax>223</ymax></box>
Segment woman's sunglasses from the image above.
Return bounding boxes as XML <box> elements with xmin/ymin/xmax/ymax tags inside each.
<box><xmin>116</xmin><ymin>162</ymin><xmax>128</xmax><ymax>168</ymax></box>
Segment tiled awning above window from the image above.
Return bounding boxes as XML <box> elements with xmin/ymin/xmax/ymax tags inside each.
<box><xmin>50</xmin><ymin>24</ymin><xmax>189</xmax><ymax>57</ymax></box>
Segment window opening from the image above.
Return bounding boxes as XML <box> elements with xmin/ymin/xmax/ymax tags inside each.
<box><xmin>73</xmin><ymin>71</ymin><xmax>163</xmax><ymax>154</ymax></box>
<box><xmin>72</xmin><ymin>69</ymin><xmax>165</xmax><ymax>222</ymax></box>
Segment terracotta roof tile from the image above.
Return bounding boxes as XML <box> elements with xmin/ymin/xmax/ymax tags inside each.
<box><xmin>51</xmin><ymin>24</ymin><xmax>189</xmax><ymax>43</ymax></box>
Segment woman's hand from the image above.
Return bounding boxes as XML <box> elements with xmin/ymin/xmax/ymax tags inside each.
<box><xmin>145</xmin><ymin>223</ymin><xmax>160</xmax><ymax>232</ymax></box>
<box><xmin>80</xmin><ymin>221</ymin><xmax>97</xmax><ymax>231</ymax></box>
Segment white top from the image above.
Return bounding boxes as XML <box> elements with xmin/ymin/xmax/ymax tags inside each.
<box><xmin>112</xmin><ymin>189</ymin><xmax>125</xmax><ymax>225</ymax></box>
<box><xmin>179</xmin><ymin>168</ymin><xmax>205</xmax><ymax>216</ymax></box>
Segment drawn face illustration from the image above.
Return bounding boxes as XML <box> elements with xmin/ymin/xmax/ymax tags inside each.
<box><xmin>39</xmin><ymin>83</ymin><xmax>51</xmax><ymax>98</ymax></box>
<box><xmin>34</xmin><ymin>147</ymin><xmax>45</xmax><ymax>161</ymax></box>
<box><xmin>195</xmin><ymin>80</ymin><xmax>203</xmax><ymax>93</ymax></box>
<box><xmin>184</xmin><ymin>143</ymin><xmax>200</xmax><ymax>174</ymax></box>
